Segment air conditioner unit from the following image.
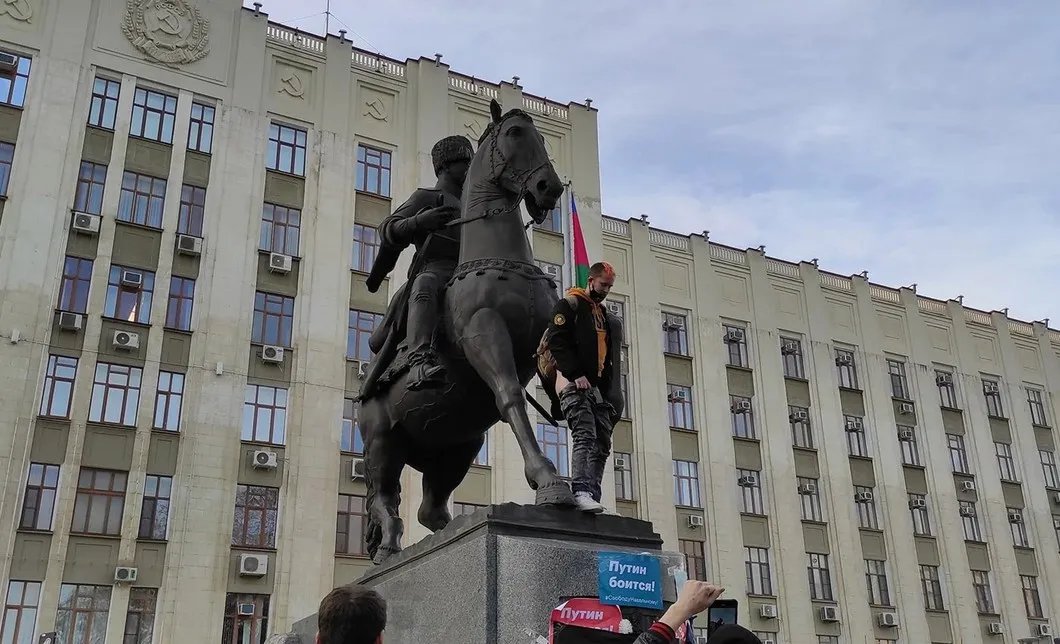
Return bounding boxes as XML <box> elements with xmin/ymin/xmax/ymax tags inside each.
<box><xmin>1053</xmin><ymin>491</ymin><xmax>1060</xmax><ymax>505</ymax></box>
<box><xmin>789</xmin><ymin>410</ymin><xmax>809</xmax><ymax>422</ymax></box>
<box><xmin>760</xmin><ymin>640</ymin><xmax>775</xmax><ymax>644</ymax></box>
<box><xmin>261</xmin><ymin>345</ymin><xmax>284</xmax><ymax>364</ymax></box>
<box><xmin>252</xmin><ymin>450</ymin><xmax>278</xmax><ymax>469</ymax></box>
<box><xmin>357</xmin><ymin>362</ymin><xmax>369</xmax><ymax>378</ymax></box>
<box><xmin>909</xmin><ymin>497</ymin><xmax>926</xmax><ymax>510</ymax></box>
<box><xmin>38</xmin><ymin>632</ymin><xmax>58</xmax><ymax>644</ymax></box>
<box><xmin>855</xmin><ymin>491</ymin><xmax>874</xmax><ymax>503</ymax></box>
<box><xmin>614</xmin><ymin>455</ymin><xmax>629</xmax><ymax>470</ymax></box>
<box><xmin>877</xmin><ymin>612</ymin><xmax>898</xmax><ymax>627</ymax></box>
<box><xmin>268</xmin><ymin>252</ymin><xmax>292</xmax><ymax>274</ymax></box>
<box><xmin>898</xmin><ymin>429</ymin><xmax>915</xmax><ymax>441</ymax></box>
<box><xmin>758</xmin><ymin>604</ymin><xmax>778</xmax><ymax>619</ymax></box>
<box><xmin>71</xmin><ymin>211</ymin><xmax>100</xmax><ymax>235</ymax></box>
<box><xmin>120</xmin><ymin>270</ymin><xmax>143</xmax><ymax>288</ymax></box>
<box><xmin>237</xmin><ymin>602</ymin><xmax>257</xmax><ymax>616</ymax></box>
<box><xmin>936</xmin><ymin>373</ymin><xmax>953</xmax><ymax>386</ymax></box>
<box><xmin>725</xmin><ymin>328</ymin><xmax>745</xmax><ymax>343</ymax></box>
<box><xmin>112</xmin><ymin>330</ymin><xmax>140</xmax><ymax>350</ymax></box>
<box><xmin>664</xmin><ymin>318</ymin><xmax>685</xmax><ymax>331</ymax></box>
<box><xmin>986</xmin><ymin>621</ymin><xmax>1003</xmax><ymax>635</ymax></box>
<box><xmin>351</xmin><ymin>457</ymin><xmax>366</xmax><ymax>480</ymax></box>
<box><xmin>57</xmin><ymin>311</ymin><xmax>83</xmax><ymax>331</ymax></box>
<box><xmin>669</xmin><ymin>389</ymin><xmax>689</xmax><ymax>401</ymax></box>
<box><xmin>0</xmin><ymin>52</ymin><xmax>18</xmax><ymax>72</ymax></box>
<box><xmin>961</xmin><ymin>480</ymin><xmax>977</xmax><ymax>493</ymax></box>
<box><xmin>687</xmin><ymin>515</ymin><xmax>704</xmax><ymax>527</ymax></box>
<box><xmin>798</xmin><ymin>482</ymin><xmax>817</xmax><ymax>495</ymax></box>
<box><xmin>845</xmin><ymin>418</ymin><xmax>864</xmax><ymax>432</ymax></box>
<box><xmin>176</xmin><ymin>234</ymin><xmax>202</xmax><ymax>256</ymax></box>
<box><xmin>737</xmin><ymin>474</ymin><xmax>758</xmax><ymax>487</ymax></box>
<box><xmin>694</xmin><ymin>638</ymin><xmax>709</xmax><ymax>644</ymax></box>
<box><xmin>781</xmin><ymin>340</ymin><xmax>800</xmax><ymax>355</ymax></box>
<box><xmin>959</xmin><ymin>505</ymin><xmax>976</xmax><ymax>518</ymax></box>
<box><xmin>1008</xmin><ymin>509</ymin><xmax>1023</xmax><ymax>524</ymax></box>
<box><xmin>606</xmin><ymin>301</ymin><xmax>623</xmax><ymax>317</ymax></box>
<box><xmin>983</xmin><ymin>381</ymin><xmax>1000</xmax><ymax>394</ymax></box>
<box><xmin>238</xmin><ymin>553</ymin><xmax>268</xmax><ymax>577</ymax></box>
<box><xmin>731</xmin><ymin>399</ymin><xmax>752</xmax><ymax>413</ymax></box>
<box><xmin>113</xmin><ymin>566</ymin><xmax>138</xmax><ymax>583</ymax></box>
<box><xmin>819</xmin><ymin>605</ymin><xmax>839</xmax><ymax>622</ymax></box>
<box><xmin>835</xmin><ymin>353</ymin><xmax>853</xmax><ymax>366</ymax></box>
<box><xmin>1034</xmin><ymin>623</ymin><xmax>1052</xmax><ymax>637</ymax></box>
<box><xmin>898</xmin><ymin>402</ymin><xmax>914</xmax><ymax>415</ymax></box>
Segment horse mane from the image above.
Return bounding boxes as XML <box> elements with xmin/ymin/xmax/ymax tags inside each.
<box><xmin>477</xmin><ymin>108</ymin><xmax>535</xmax><ymax>146</ymax></box>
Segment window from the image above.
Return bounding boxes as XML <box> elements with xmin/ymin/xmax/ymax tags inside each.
<box><xmin>242</xmin><ymin>385</ymin><xmax>287</xmax><ymax>445</ymax></box>
<box><xmin>744</xmin><ymin>547</ymin><xmax>772</xmax><ymax>595</ymax></box>
<box><xmin>536</xmin><ymin>423</ymin><xmax>570</xmax><ymax>478</ymax></box>
<box><xmin>58</xmin><ymin>256</ymin><xmax>93</xmax><ymax>314</ymax></box>
<box><xmin>177</xmin><ymin>184</ymin><xmax>206</xmax><ymax>237</ymax></box>
<box><xmin>898</xmin><ymin>425</ymin><xmax>921</xmax><ymax>466</ymax></box>
<box><xmin>474</xmin><ymin>435</ymin><xmax>489</xmax><ymax>466</ymax></box>
<box><xmin>19</xmin><ymin>463</ymin><xmax>59</xmax><ymax>531</ymax></box>
<box><xmin>536</xmin><ymin>260</ymin><xmax>563</xmax><ymax>298</ymax></box>
<box><xmin>983</xmin><ymin>378</ymin><xmax>1004</xmax><ymax>417</ymax></box>
<box><xmin>222</xmin><ymin>594</ymin><xmax>269</xmax><ymax>644</ymax></box>
<box><xmin>88</xmin><ymin>362</ymin><xmax>143</xmax><ymax>426</ymax></box>
<box><xmin>738</xmin><ymin>468</ymin><xmax>764</xmax><ymax>515</ymax></box>
<box><xmin>1009</xmin><ymin>508</ymin><xmax>1030</xmax><ymax>547</ymax></box>
<box><xmin>1041</xmin><ymin>450</ymin><xmax>1060</xmax><ymax>488</ymax></box>
<box><xmin>232</xmin><ymin>485</ymin><xmax>279</xmax><ymax>548</ymax></box>
<box><xmin>1027</xmin><ymin>388</ymin><xmax>1049</xmax><ymax>426</ymax></box>
<box><xmin>948</xmin><ymin>434</ymin><xmax>970</xmax><ymax>474</ymax></box>
<box><xmin>1054</xmin><ymin>516</ymin><xmax>1060</xmax><ymax>549</ymax></box>
<box><xmin>937</xmin><ymin>370</ymin><xmax>958</xmax><ymax>408</ymax></box>
<box><xmin>731</xmin><ymin>395</ymin><xmax>756</xmax><ymax>439</ymax></box>
<box><xmin>798</xmin><ymin>476</ymin><xmax>823</xmax><ymax>521</ymax></box>
<box><xmin>0</xmin><ymin>580</ymin><xmax>40</xmax><ymax>644</ymax></box>
<box><xmin>865</xmin><ymin>559</ymin><xmax>890</xmax><ymax>606</ymax></box>
<box><xmin>888</xmin><ymin>359</ymin><xmax>909</xmax><ymax>399</ymax></box>
<box><xmin>0</xmin><ymin>142</ymin><xmax>12</xmax><ymax>196</ymax></box>
<box><xmin>267</xmin><ymin>122</ymin><xmax>307</xmax><ymax>176</ymax></box>
<box><xmin>920</xmin><ymin>565</ymin><xmax>944</xmax><ymax>610</ymax></box>
<box><xmin>352</xmin><ymin>223</ymin><xmax>380</xmax><ymax>273</ymax></box>
<box><xmin>138</xmin><ymin>475</ymin><xmax>171</xmax><ymax>540</ymax></box>
<box><xmin>723</xmin><ymin>324</ymin><xmax>748</xmax><ymax>367</ymax></box>
<box><xmin>88</xmin><ymin>77</ymin><xmax>120</xmax><ymax>129</ymax></box>
<box><xmin>453</xmin><ymin>502</ymin><xmax>484</xmax><ymax>516</ymax></box>
<box><xmin>341</xmin><ymin>398</ymin><xmax>363</xmax><ymax>455</ymax></box>
<box><xmin>753</xmin><ymin>635</ymin><xmax>776</xmax><ymax>644</ymax></box>
<box><xmin>619</xmin><ymin>346</ymin><xmax>631</xmax><ymax>419</ymax></box>
<box><xmin>667</xmin><ymin>385</ymin><xmax>694</xmax><ymax>429</ymax></box>
<box><xmin>151</xmin><ymin>371</ymin><xmax>185</xmax><ymax>432</ymax></box>
<box><xmin>123</xmin><ymin>587</ymin><xmax>157</xmax><ymax>644</ymax></box>
<box><xmin>1021</xmin><ymin>575</ymin><xmax>1043</xmax><ymax>618</ymax></box>
<box><xmin>188</xmin><ymin>102</ymin><xmax>215</xmax><ymax>153</ymax></box>
<box><xmin>0</xmin><ymin>53</ymin><xmax>29</xmax><ymax>108</ymax></box>
<box><xmin>614</xmin><ymin>451</ymin><xmax>634</xmax><ymax>501</ymax></box>
<box><xmin>252</xmin><ymin>291</ymin><xmax>294</xmax><ymax>347</ymax></box>
<box><xmin>537</xmin><ymin>206</ymin><xmax>562</xmax><ymax>233</ymax></box>
<box><xmin>662</xmin><ymin>312</ymin><xmax>689</xmax><ymax>356</ymax></box>
<box><xmin>74</xmin><ymin>161</ymin><xmax>107</xmax><ymax>215</ymax></box>
<box><xmin>845</xmin><ymin>414</ymin><xmax>868</xmax><ymax>457</ymax></box>
<box><xmin>355</xmin><ymin>144</ymin><xmax>392</xmax><ymax>197</ymax></box>
<box><xmin>259</xmin><ymin>202</ymin><xmax>301</xmax><ymax>256</ymax></box>
<box><xmin>336</xmin><ymin>493</ymin><xmax>368</xmax><ymax>556</ymax></box>
<box><xmin>960</xmin><ymin>501</ymin><xmax>983</xmax><ymax>542</ymax></box>
<box><xmin>780</xmin><ymin>336</ymin><xmax>804</xmax><ymax>379</ymax></box>
<box><xmin>39</xmin><ymin>354</ymin><xmax>77</xmax><ymax>418</ymax></box>
<box><xmin>971</xmin><ymin>570</ymin><xmax>994</xmax><ymax>613</ymax></box>
<box><xmin>104</xmin><ymin>265</ymin><xmax>155</xmax><ymax>324</ymax></box>
<box><xmin>117</xmin><ymin>170</ymin><xmax>167</xmax><ymax>228</ymax></box>
<box><xmin>995</xmin><ymin>442</ymin><xmax>1018</xmax><ymax>482</ymax></box>
<box><xmin>817</xmin><ymin>636</ymin><xmax>838</xmax><ymax>644</ymax></box>
<box><xmin>807</xmin><ymin>553</ymin><xmax>833</xmax><ymax>601</ymax></box>
<box><xmin>909</xmin><ymin>493</ymin><xmax>932</xmax><ymax>536</ymax></box>
<box><xmin>855</xmin><ymin>485</ymin><xmax>879</xmax><ymax>530</ymax></box>
<box><xmin>836</xmin><ymin>348</ymin><xmax>858</xmax><ymax>389</ymax></box>
<box><xmin>673</xmin><ymin>459</ymin><xmax>701</xmax><ymax>507</ymax></box>
<box><xmin>679</xmin><ymin>540</ymin><xmax>706</xmax><ymax>581</ymax></box>
<box><xmin>130</xmin><ymin>87</ymin><xmax>177</xmax><ymax>143</ymax></box>
<box><xmin>164</xmin><ymin>276</ymin><xmax>195</xmax><ymax>331</ymax></box>
<box><xmin>347</xmin><ymin>309</ymin><xmax>384</xmax><ymax>362</ymax></box>
<box><xmin>789</xmin><ymin>405</ymin><xmax>813</xmax><ymax>448</ymax></box>
<box><xmin>71</xmin><ymin>468</ymin><xmax>127</xmax><ymax>535</ymax></box>
<box><xmin>56</xmin><ymin>584</ymin><xmax>111</xmax><ymax>644</ymax></box>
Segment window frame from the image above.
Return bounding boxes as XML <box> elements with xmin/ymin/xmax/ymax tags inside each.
<box><xmin>336</xmin><ymin>493</ymin><xmax>368</xmax><ymax>557</ymax></box>
<box><xmin>614</xmin><ymin>451</ymin><xmax>634</xmax><ymax>501</ymax></box>
<box><xmin>1021</xmin><ymin>575</ymin><xmax>1043</xmax><ymax>618</ymax></box>
<box><xmin>19</xmin><ymin>462</ymin><xmax>59</xmax><ymax>531</ymax></box>
<box><xmin>865</xmin><ymin>559</ymin><xmax>891</xmax><ymax>606</ymax></box>
<box><xmin>152</xmin><ymin>371</ymin><xmax>184</xmax><ymax>432</ymax></box>
<box><xmin>177</xmin><ymin>183</ymin><xmax>206</xmax><ymax>237</ymax></box>
<box><xmin>789</xmin><ymin>405</ymin><xmax>813</xmax><ymax>448</ymax></box>
<box><xmin>672</xmin><ymin>459</ymin><xmax>701</xmax><ymax>508</ymax></box>
<box><xmin>845</xmin><ymin>414</ymin><xmax>869</xmax><ymax>457</ymax></box>
<box><xmin>909</xmin><ymin>493</ymin><xmax>933</xmax><ymax>536</ymax></box>
<box><xmin>723</xmin><ymin>324</ymin><xmax>748</xmax><ymax>368</ymax></box>
<box><xmin>88</xmin><ymin>362</ymin><xmax>143</xmax><ymax>427</ymax></box>
<box><xmin>1027</xmin><ymin>387</ymin><xmax>1049</xmax><ymax>427</ymax></box>
<box><xmin>662</xmin><ymin>312</ymin><xmax>689</xmax><ymax>356</ymax></box>
<box><xmin>855</xmin><ymin>485</ymin><xmax>879</xmax><ymax>530</ymax></box>
<box><xmin>104</xmin><ymin>265</ymin><xmax>156</xmax><ymax>324</ymax></box>
<box><xmin>187</xmin><ymin>101</ymin><xmax>215</xmax><ymax>154</ymax></box>
<box><xmin>231</xmin><ymin>484</ymin><xmax>280</xmax><ymax>549</ymax></box>
<box><xmin>347</xmin><ymin>309</ymin><xmax>384</xmax><ymax>362</ymax></box>
<box><xmin>806</xmin><ymin>553</ymin><xmax>833</xmax><ymax>601</ymax></box>
<box><xmin>164</xmin><ymin>276</ymin><xmax>195</xmax><ymax>331</ymax></box>
<box><xmin>947</xmin><ymin>433</ymin><xmax>971</xmax><ymax>474</ymax></box>
<box><xmin>937</xmin><ymin>369</ymin><xmax>959</xmax><ymax>408</ymax></box>
<box><xmin>138</xmin><ymin>475</ymin><xmax>172</xmax><ymax>541</ymax></box>
<box><xmin>74</xmin><ymin>160</ymin><xmax>108</xmax><ymax>215</ymax></box>
<box><xmin>730</xmin><ymin>395</ymin><xmax>756</xmax><ymax>439</ymax></box>
<box><xmin>536</xmin><ymin>423</ymin><xmax>570</xmax><ymax>478</ymax></box>
<box><xmin>70</xmin><ymin>468</ymin><xmax>127</xmax><ymax>536</ymax></box>
<box><xmin>259</xmin><ymin>202</ymin><xmax>302</xmax><ymax>257</ymax></box>
<box><xmin>995</xmin><ymin>441</ymin><xmax>1019</xmax><ymax>482</ymax></box>
<box><xmin>222</xmin><ymin>593</ymin><xmax>269</xmax><ymax>644</ymax></box>
<box><xmin>39</xmin><ymin>354</ymin><xmax>78</xmax><ymax>419</ymax></box>
<box><xmin>971</xmin><ymin>570</ymin><xmax>994</xmax><ymax>614</ymax></box>
<box><xmin>117</xmin><ymin>170</ymin><xmax>167</xmax><ymax>228</ymax></box>
<box><xmin>744</xmin><ymin>546</ymin><xmax>772</xmax><ymax>596</ymax></box>
<box><xmin>960</xmin><ymin>501</ymin><xmax>983</xmax><ymax>542</ymax></box>
<box><xmin>536</xmin><ymin>206</ymin><xmax>562</xmax><ymax>233</ymax></box>
<box><xmin>1009</xmin><ymin>507</ymin><xmax>1031</xmax><ymax>548</ymax></box>
<box><xmin>983</xmin><ymin>378</ymin><xmax>1005</xmax><ymax>418</ymax></box>
<box><xmin>340</xmin><ymin>398</ymin><xmax>364</xmax><ymax>455</ymax></box>
<box><xmin>352</xmin><ymin>223</ymin><xmax>381</xmax><ymax>273</ymax></box>
<box><xmin>88</xmin><ymin>76</ymin><xmax>121</xmax><ymax>130</ymax></box>
<box><xmin>798</xmin><ymin>476</ymin><xmax>823</xmax><ymax>522</ymax></box>
<box><xmin>780</xmin><ymin>336</ymin><xmax>805</xmax><ymax>379</ymax></box>
<box><xmin>737</xmin><ymin>468</ymin><xmax>765</xmax><ymax>515</ymax></box>
<box><xmin>241</xmin><ymin>384</ymin><xmax>288</xmax><ymax>446</ymax></box>
<box><xmin>1040</xmin><ymin>450</ymin><xmax>1059</xmax><ymax>488</ymax></box>
<box><xmin>667</xmin><ymin>384</ymin><xmax>694</xmax><ymax>430</ymax></box>
<box><xmin>58</xmin><ymin>255</ymin><xmax>94</xmax><ymax>314</ymax></box>
<box><xmin>252</xmin><ymin>291</ymin><xmax>295</xmax><ymax>347</ymax></box>
<box><xmin>887</xmin><ymin>359</ymin><xmax>909</xmax><ymax>399</ymax></box>
<box><xmin>679</xmin><ymin>539</ymin><xmax>707</xmax><ymax>581</ymax></box>
<box><xmin>898</xmin><ymin>424</ymin><xmax>921</xmax><ymax>466</ymax></box>
<box><xmin>0</xmin><ymin>580</ymin><xmax>41</xmax><ymax>644</ymax></box>
<box><xmin>130</xmin><ymin>87</ymin><xmax>177</xmax><ymax>144</ymax></box>
<box><xmin>835</xmin><ymin>348</ymin><xmax>859</xmax><ymax>389</ymax></box>
<box><xmin>920</xmin><ymin>565</ymin><xmax>945</xmax><ymax>610</ymax></box>
<box><xmin>355</xmin><ymin>144</ymin><xmax>393</xmax><ymax>198</ymax></box>
<box><xmin>0</xmin><ymin>52</ymin><xmax>30</xmax><ymax>108</ymax></box>
<box><xmin>56</xmin><ymin>584</ymin><xmax>111</xmax><ymax>644</ymax></box>
<box><xmin>123</xmin><ymin>587</ymin><xmax>157</xmax><ymax>644</ymax></box>
<box><xmin>266</xmin><ymin>122</ymin><xmax>307</xmax><ymax>177</ymax></box>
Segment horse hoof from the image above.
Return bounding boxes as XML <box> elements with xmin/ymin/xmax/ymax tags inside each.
<box><xmin>535</xmin><ymin>481</ymin><xmax>575</xmax><ymax>506</ymax></box>
<box><xmin>372</xmin><ymin>545</ymin><xmax>402</xmax><ymax>565</ymax></box>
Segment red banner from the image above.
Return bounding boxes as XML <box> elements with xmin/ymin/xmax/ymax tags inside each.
<box><xmin>549</xmin><ymin>598</ymin><xmax>625</xmax><ymax>639</ymax></box>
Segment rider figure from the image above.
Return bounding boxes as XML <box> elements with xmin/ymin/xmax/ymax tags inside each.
<box><xmin>365</xmin><ymin>135</ymin><xmax>475</xmax><ymax>390</ymax></box>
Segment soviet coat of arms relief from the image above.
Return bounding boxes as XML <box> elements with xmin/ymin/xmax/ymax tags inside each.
<box><xmin>122</xmin><ymin>0</ymin><xmax>209</xmax><ymax>66</ymax></box>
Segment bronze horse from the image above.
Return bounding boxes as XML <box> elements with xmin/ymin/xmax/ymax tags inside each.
<box><xmin>360</xmin><ymin>100</ymin><xmax>570</xmax><ymax>563</ymax></box>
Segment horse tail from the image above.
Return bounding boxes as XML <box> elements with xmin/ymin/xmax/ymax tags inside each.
<box><xmin>361</xmin><ymin>400</ymin><xmax>383</xmax><ymax>561</ymax></box>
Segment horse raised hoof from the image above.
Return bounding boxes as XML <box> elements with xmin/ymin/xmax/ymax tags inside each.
<box><xmin>372</xmin><ymin>544</ymin><xmax>402</xmax><ymax>565</ymax></box>
<box><xmin>535</xmin><ymin>480</ymin><xmax>575</xmax><ymax>506</ymax></box>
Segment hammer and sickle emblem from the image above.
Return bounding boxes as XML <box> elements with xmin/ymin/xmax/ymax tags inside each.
<box><xmin>156</xmin><ymin>9</ymin><xmax>182</xmax><ymax>34</ymax></box>
<box><xmin>364</xmin><ymin>98</ymin><xmax>387</xmax><ymax>121</ymax></box>
<box><xmin>0</xmin><ymin>0</ymin><xmax>32</xmax><ymax>22</ymax></box>
<box><xmin>279</xmin><ymin>72</ymin><xmax>304</xmax><ymax>98</ymax></box>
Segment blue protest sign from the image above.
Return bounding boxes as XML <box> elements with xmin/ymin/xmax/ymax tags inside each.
<box><xmin>597</xmin><ymin>551</ymin><xmax>664</xmax><ymax>610</ymax></box>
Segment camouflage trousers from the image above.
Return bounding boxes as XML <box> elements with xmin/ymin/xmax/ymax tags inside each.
<box><xmin>559</xmin><ymin>385</ymin><xmax>614</xmax><ymax>501</ymax></box>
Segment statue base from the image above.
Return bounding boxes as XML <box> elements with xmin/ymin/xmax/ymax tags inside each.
<box><xmin>291</xmin><ymin>503</ymin><xmax>683</xmax><ymax>643</ymax></box>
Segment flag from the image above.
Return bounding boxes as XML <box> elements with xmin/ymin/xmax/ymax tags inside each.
<box><xmin>570</xmin><ymin>193</ymin><xmax>590</xmax><ymax>288</ymax></box>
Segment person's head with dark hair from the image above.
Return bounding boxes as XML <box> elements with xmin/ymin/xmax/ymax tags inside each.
<box><xmin>315</xmin><ymin>585</ymin><xmax>386</xmax><ymax>644</ymax></box>
<box><xmin>708</xmin><ymin>623</ymin><xmax>762</xmax><ymax>643</ymax></box>
<box><xmin>587</xmin><ymin>261</ymin><xmax>615</xmax><ymax>303</ymax></box>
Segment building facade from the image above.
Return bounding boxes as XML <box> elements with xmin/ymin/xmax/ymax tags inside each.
<box><xmin>0</xmin><ymin>3</ymin><xmax>1057</xmax><ymax>644</ymax></box>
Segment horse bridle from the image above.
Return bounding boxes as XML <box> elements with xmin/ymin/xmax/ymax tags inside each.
<box><xmin>446</xmin><ymin>111</ymin><xmax>550</xmax><ymax>229</ymax></box>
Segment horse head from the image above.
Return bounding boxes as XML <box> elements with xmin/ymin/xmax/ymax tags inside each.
<box><xmin>477</xmin><ymin>99</ymin><xmax>564</xmax><ymax>225</ymax></box>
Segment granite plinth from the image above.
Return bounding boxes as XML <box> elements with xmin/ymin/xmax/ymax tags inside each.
<box><xmin>292</xmin><ymin>503</ymin><xmax>683</xmax><ymax>644</ymax></box>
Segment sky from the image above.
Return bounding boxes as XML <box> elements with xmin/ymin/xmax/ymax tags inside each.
<box><xmin>250</xmin><ymin>1</ymin><xmax>1060</xmax><ymax>324</ymax></box>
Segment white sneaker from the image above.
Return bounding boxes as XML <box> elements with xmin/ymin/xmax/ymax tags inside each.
<box><xmin>574</xmin><ymin>492</ymin><xmax>605</xmax><ymax>514</ymax></box>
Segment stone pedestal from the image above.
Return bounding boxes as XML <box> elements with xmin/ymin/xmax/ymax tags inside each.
<box><xmin>292</xmin><ymin>503</ymin><xmax>683</xmax><ymax>644</ymax></box>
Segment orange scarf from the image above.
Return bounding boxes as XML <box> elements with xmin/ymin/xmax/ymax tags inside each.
<box><xmin>566</xmin><ymin>288</ymin><xmax>608</xmax><ymax>377</ymax></box>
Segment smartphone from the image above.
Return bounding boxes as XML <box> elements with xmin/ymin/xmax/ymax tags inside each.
<box><xmin>707</xmin><ymin>598</ymin><xmax>738</xmax><ymax>626</ymax></box>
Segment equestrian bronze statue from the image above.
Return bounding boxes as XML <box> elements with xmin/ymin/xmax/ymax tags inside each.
<box><xmin>359</xmin><ymin>100</ymin><xmax>569</xmax><ymax>563</ymax></box>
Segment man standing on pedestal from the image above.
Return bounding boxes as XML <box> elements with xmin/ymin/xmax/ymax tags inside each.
<box><xmin>538</xmin><ymin>261</ymin><xmax>624</xmax><ymax>513</ymax></box>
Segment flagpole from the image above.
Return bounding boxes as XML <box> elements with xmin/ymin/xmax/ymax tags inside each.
<box><xmin>566</xmin><ymin>185</ymin><xmax>575</xmax><ymax>292</ymax></box>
